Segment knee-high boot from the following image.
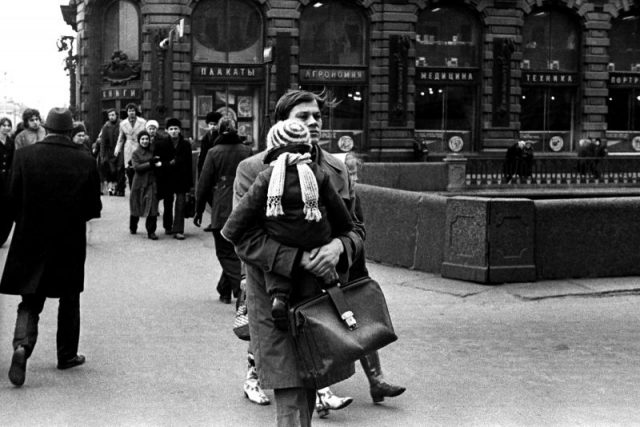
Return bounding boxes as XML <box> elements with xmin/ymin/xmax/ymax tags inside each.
<box><xmin>360</xmin><ymin>351</ymin><xmax>406</xmax><ymax>403</ymax></box>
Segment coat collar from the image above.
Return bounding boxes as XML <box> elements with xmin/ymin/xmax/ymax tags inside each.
<box><xmin>41</xmin><ymin>134</ymin><xmax>77</xmax><ymax>148</ymax></box>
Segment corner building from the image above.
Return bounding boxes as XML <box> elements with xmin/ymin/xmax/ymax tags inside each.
<box><xmin>61</xmin><ymin>0</ymin><xmax>640</xmax><ymax>160</ymax></box>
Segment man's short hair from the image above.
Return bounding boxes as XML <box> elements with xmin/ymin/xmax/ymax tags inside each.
<box><xmin>106</xmin><ymin>108</ymin><xmax>117</xmax><ymax>115</ymax></box>
<box><xmin>22</xmin><ymin>108</ymin><xmax>41</xmax><ymax>125</ymax></box>
<box><xmin>218</xmin><ymin>117</ymin><xmax>236</xmax><ymax>134</ymax></box>
<box><xmin>273</xmin><ymin>90</ymin><xmax>330</xmax><ymax>122</ymax></box>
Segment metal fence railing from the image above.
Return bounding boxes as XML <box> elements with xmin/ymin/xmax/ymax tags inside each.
<box><xmin>465</xmin><ymin>157</ymin><xmax>640</xmax><ymax>187</ymax></box>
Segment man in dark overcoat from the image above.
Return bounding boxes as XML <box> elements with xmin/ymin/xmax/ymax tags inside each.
<box><xmin>193</xmin><ymin>117</ymin><xmax>252</xmax><ymax>303</ymax></box>
<box><xmin>96</xmin><ymin>108</ymin><xmax>120</xmax><ymax>194</ymax></box>
<box><xmin>153</xmin><ymin>117</ymin><xmax>193</xmax><ymax>240</ymax></box>
<box><xmin>1</xmin><ymin>107</ymin><xmax>102</xmax><ymax>387</ymax></box>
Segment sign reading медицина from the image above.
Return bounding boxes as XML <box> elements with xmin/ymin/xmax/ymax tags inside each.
<box><xmin>101</xmin><ymin>88</ymin><xmax>140</xmax><ymax>100</ymax></box>
<box><xmin>415</xmin><ymin>68</ymin><xmax>478</xmax><ymax>84</ymax></box>
<box><xmin>299</xmin><ymin>67</ymin><xmax>367</xmax><ymax>83</ymax></box>
<box><xmin>192</xmin><ymin>64</ymin><xmax>264</xmax><ymax>82</ymax></box>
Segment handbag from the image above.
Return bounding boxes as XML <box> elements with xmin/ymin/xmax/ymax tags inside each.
<box><xmin>233</xmin><ymin>288</ymin><xmax>250</xmax><ymax>341</ymax></box>
<box><xmin>288</xmin><ymin>276</ymin><xmax>397</xmax><ymax>383</ymax></box>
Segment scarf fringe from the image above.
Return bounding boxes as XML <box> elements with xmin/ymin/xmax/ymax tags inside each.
<box><xmin>266</xmin><ymin>152</ymin><xmax>321</xmax><ymax>222</ymax></box>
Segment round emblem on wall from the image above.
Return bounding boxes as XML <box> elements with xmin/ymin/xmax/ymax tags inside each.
<box><xmin>632</xmin><ymin>136</ymin><xmax>640</xmax><ymax>152</ymax></box>
<box><xmin>448</xmin><ymin>135</ymin><xmax>464</xmax><ymax>152</ymax></box>
<box><xmin>338</xmin><ymin>135</ymin><xmax>354</xmax><ymax>152</ymax></box>
<box><xmin>549</xmin><ymin>135</ymin><xmax>564</xmax><ymax>152</ymax></box>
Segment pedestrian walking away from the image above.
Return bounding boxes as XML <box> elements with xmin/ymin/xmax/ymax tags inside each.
<box><xmin>0</xmin><ymin>117</ymin><xmax>15</xmax><ymax>247</ymax></box>
<box><xmin>194</xmin><ymin>116</ymin><xmax>251</xmax><ymax>303</ymax></box>
<box><xmin>1</xmin><ymin>107</ymin><xmax>102</xmax><ymax>387</ymax></box>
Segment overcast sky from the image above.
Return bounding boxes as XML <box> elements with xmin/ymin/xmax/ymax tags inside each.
<box><xmin>0</xmin><ymin>1</ymin><xmax>73</xmax><ymax>115</ymax></box>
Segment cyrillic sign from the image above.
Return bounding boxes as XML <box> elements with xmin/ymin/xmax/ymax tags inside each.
<box><xmin>299</xmin><ymin>67</ymin><xmax>367</xmax><ymax>83</ymax></box>
<box><xmin>192</xmin><ymin>64</ymin><xmax>264</xmax><ymax>82</ymax></box>
<box><xmin>415</xmin><ymin>67</ymin><xmax>478</xmax><ymax>84</ymax></box>
<box><xmin>609</xmin><ymin>72</ymin><xmax>640</xmax><ymax>87</ymax></box>
<box><xmin>521</xmin><ymin>71</ymin><xmax>577</xmax><ymax>86</ymax></box>
<box><xmin>101</xmin><ymin>88</ymin><xmax>140</xmax><ymax>100</ymax></box>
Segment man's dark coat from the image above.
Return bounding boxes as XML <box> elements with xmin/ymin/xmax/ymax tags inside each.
<box><xmin>0</xmin><ymin>135</ymin><xmax>102</xmax><ymax>297</ymax></box>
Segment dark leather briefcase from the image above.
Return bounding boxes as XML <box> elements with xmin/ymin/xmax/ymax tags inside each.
<box><xmin>289</xmin><ymin>276</ymin><xmax>398</xmax><ymax>383</ymax></box>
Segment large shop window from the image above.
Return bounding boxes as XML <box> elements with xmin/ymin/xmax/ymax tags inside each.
<box><xmin>520</xmin><ymin>9</ymin><xmax>580</xmax><ymax>153</ymax></box>
<box><xmin>414</xmin><ymin>6</ymin><xmax>480</xmax><ymax>153</ymax></box>
<box><xmin>192</xmin><ymin>0</ymin><xmax>263</xmax><ymax>63</ymax></box>
<box><xmin>606</xmin><ymin>13</ymin><xmax>640</xmax><ymax>152</ymax></box>
<box><xmin>103</xmin><ymin>0</ymin><xmax>140</xmax><ymax>61</ymax></box>
<box><xmin>299</xmin><ymin>1</ymin><xmax>366</xmax><ymax>66</ymax></box>
<box><xmin>299</xmin><ymin>1</ymin><xmax>367</xmax><ymax>152</ymax></box>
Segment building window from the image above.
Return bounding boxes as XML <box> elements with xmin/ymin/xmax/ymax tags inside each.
<box><xmin>522</xmin><ymin>10</ymin><xmax>579</xmax><ymax>72</ymax></box>
<box><xmin>103</xmin><ymin>0</ymin><xmax>140</xmax><ymax>62</ymax></box>
<box><xmin>415</xmin><ymin>7</ymin><xmax>480</xmax><ymax>68</ymax></box>
<box><xmin>607</xmin><ymin>12</ymin><xmax>640</xmax><ymax>135</ymax></box>
<box><xmin>414</xmin><ymin>6</ymin><xmax>481</xmax><ymax>152</ymax></box>
<box><xmin>520</xmin><ymin>9</ymin><xmax>580</xmax><ymax>151</ymax></box>
<box><xmin>298</xmin><ymin>1</ymin><xmax>367</xmax><ymax>152</ymax></box>
<box><xmin>192</xmin><ymin>0</ymin><xmax>263</xmax><ymax>64</ymax></box>
<box><xmin>299</xmin><ymin>1</ymin><xmax>366</xmax><ymax>65</ymax></box>
<box><xmin>607</xmin><ymin>13</ymin><xmax>640</xmax><ymax>73</ymax></box>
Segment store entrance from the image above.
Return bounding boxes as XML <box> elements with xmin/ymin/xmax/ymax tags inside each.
<box><xmin>192</xmin><ymin>85</ymin><xmax>262</xmax><ymax>151</ymax></box>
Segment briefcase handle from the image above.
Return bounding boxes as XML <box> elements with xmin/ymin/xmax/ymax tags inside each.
<box><xmin>325</xmin><ymin>284</ymin><xmax>357</xmax><ymax>330</ymax></box>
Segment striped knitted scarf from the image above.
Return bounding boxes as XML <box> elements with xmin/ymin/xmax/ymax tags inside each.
<box><xmin>266</xmin><ymin>152</ymin><xmax>321</xmax><ymax>222</ymax></box>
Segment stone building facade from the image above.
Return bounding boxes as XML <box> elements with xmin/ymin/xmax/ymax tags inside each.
<box><xmin>61</xmin><ymin>0</ymin><xmax>640</xmax><ymax>159</ymax></box>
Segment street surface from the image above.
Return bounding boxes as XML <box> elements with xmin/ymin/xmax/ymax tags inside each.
<box><xmin>2</xmin><ymin>195</ymin><xmax>640</xmax><ymax>426</ymax></box>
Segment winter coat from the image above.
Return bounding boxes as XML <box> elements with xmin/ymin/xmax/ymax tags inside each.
<box><xmin>154</xmin><ymin>134</ymin><xmax>193</xmax><ymax>197</ymax></box>
<box><xmin>130</xmin><ymin>145</ymin><xmax>159</xmax><ymax>217</ymax></box>
<box><xmin>197</xmin><ymin>129</ymin><xmax>219</xmax><ymax>174</ymax></box>
<box><xmin>0</xmin><ymin>135</ymin><xmax>14</xmax><ymax>195</ymax></box>
<box><xmin>232</xmin><ymin>145</ymin><xmax>365</xmax><ymax>390</ymax></box>
<box><xmin>116</xmin><ymin>117</ymin><xmax>147</xmax><ymax>166</ymax></box>
<box><xmin>0</xmin><ymin>135</ymin><xmax>102</xmax><ymax>297</ymax></box>
<box><xmin>195</xmin><ymin>131</ymin><xmax>251</xmax><ymax>229</ymax></box>
<box><xmin>14</xmin><ymin>126</ymin><xmax>46</xmax><ymax>150</ymax></box>
<box><xmin>97</xmin><ymin>120</ymin><xmax>120</xmax><ymax>181</ymax></box>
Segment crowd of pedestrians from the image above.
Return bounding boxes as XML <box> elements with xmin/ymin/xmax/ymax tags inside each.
<box><xmin>0</xmin><ymin>91</ymin><xmax>406</xmax><ymax>427</ymax></box>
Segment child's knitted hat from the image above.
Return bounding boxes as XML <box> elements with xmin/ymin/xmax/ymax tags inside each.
<box><xmin>266</xmin><ymin>119</ymin><xmax>310</xmax><ymax>150</ymax></box>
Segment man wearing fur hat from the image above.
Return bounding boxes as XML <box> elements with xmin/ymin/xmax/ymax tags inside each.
<box><xmin>154</xmin><ymin>117</ymin><xmax>193</xmax><ymax>240</ymax></box>
<box><xmin>2</xmin><ymin>107</ymin><xmax>102</xmax><ymax>387</ymax></box>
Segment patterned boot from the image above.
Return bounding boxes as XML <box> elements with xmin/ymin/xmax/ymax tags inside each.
<box><xmin>243</xmin><ymin>354</ymin><xmax>270</xmax><ymax>405</ymax></box>
<box><xmin>315</xmin><ymin>387</ymin><xmax>353</xmax><ymax>418</ymax></box>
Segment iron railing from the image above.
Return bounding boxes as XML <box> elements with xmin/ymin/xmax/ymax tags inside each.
<box><xmin>465</xmin><ymin>157</ymin><xmax>640</xmax><ymax>187</ymax></box>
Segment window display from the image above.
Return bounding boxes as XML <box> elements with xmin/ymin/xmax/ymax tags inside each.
<box><xmin>192</xmin><ymin>86</ymin><xmax>260</xmax><ymax>148</ymax></box>
<box><xmin>414</xmin><ymin>6</ymin><xmax>480</xmax><ymax>152</ymax></box>
<box><xmin>520</xmin><ymin>9</ymin><xmax>580</xmax><ymax>151</ymax></box>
